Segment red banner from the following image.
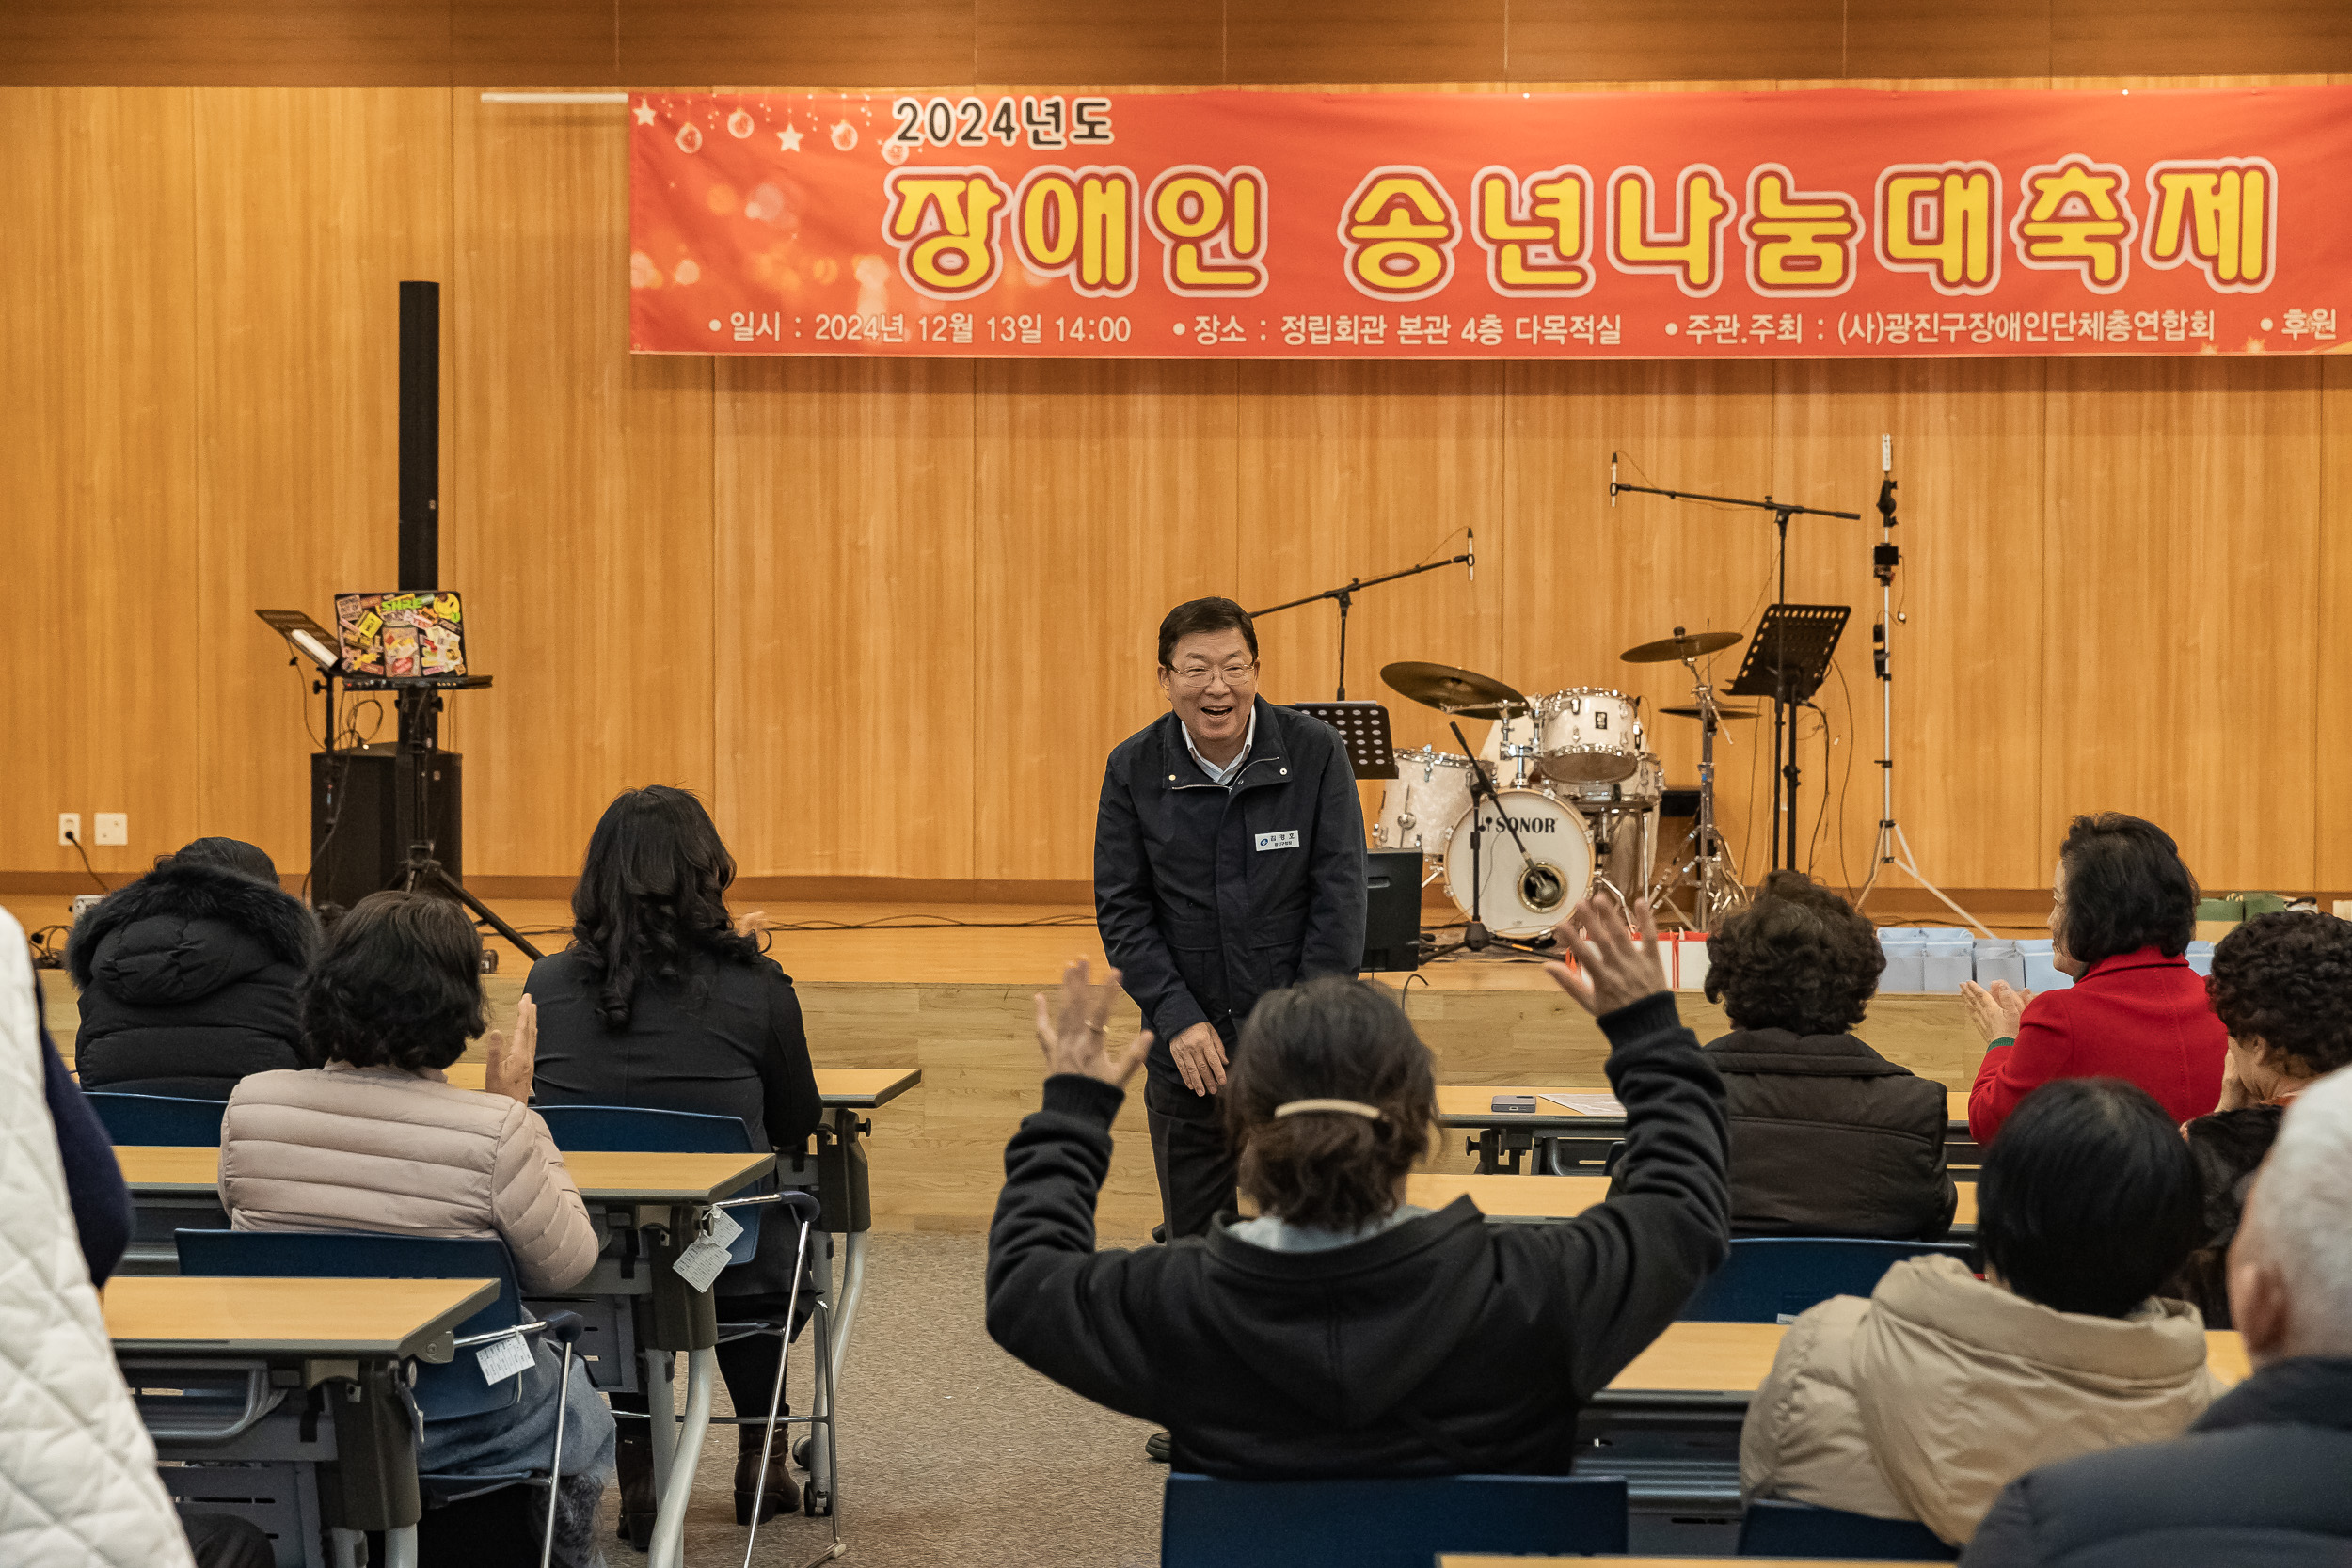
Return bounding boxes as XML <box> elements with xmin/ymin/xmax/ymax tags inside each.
<box><xmin>628</xmin><ymin>86</ymin><xmax>2350</xmax><ymax>359</ymax></box>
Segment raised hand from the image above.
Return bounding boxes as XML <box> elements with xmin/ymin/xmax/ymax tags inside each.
<box><xmin>1543</xmin><ymin>894</ymin><xmax>1671</xmax><ymax>1018</ymax></box>
<box><xmin>1033</xmin><ymin>960</ymin><xmax>1153</xmax><ymax>1089</ymax></box>
<box><xmin>1960</xmin><ymin>979</ymin><xmax>2034</xmax><ymax>1043</ymax></box>
<box><xmin>484</xmin><ymin>992</ymin><xmax>539</xmax><ymax>1101</ymax></box>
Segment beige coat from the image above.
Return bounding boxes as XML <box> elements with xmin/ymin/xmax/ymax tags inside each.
<box><xmin>219</xmin><ymin>1063</ymin><xmax>599</xmax><ymax>1293</ymax></box>
<box><xmin>1739</xmin><ymin>1254</ymin><xmax>2217</xmax><ymax>1545</ymax></box>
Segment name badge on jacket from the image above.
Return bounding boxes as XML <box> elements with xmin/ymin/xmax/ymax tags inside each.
<box><xmin>1255</xmin><ymin>830</ymin><xmax>1301</xmax><ymax>852</ymax></box>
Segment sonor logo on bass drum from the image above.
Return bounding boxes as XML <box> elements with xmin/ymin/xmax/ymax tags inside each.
<box><xmin>1485</xmin><ymin>814</ymin><xmax>1558</xmax><ymax>832</ymax></box>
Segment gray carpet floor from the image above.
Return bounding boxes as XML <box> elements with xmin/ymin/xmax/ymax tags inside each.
<box><xmin>604</xmin><ymin>1231</ymin><xmax>1164</xmax><ymax>1568</ymax></box>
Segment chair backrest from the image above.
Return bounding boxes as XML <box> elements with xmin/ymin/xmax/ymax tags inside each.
<box><xmin>87</xmin><ymin>1091</ymin><xmax>227</xmax><ymax>1147</ymax></box>
<box><xmin>1738</xmin><ymin>1498</ymin><xmax>1959</xmax><ymax>1560</ymax></box>
<box><xmin>175</xmin><ymin>1229</ymin><xmax>527</xmax><ymax>1420</ymax></box>
<box><xmin>535</xmin><ymin>1104</ymin><xmax>763</xmax><ymax>1264</ymax></box>
<box><xmin>1680</xmin><ymin>1237</ymin><xmax>1978</xmax><ymax>1323</ymax></box>
<box><xmin>1159</xmin><ymin>1472</ymin><xmax>1627</xmax><ymax>1567</ymax></box>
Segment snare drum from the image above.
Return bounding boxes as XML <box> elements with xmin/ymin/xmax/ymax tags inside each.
<box><xmin>1534</xmin><ymin>688</ymin><xmax>1642</xmax><ymax>784</ymax></box>
<box><xmin>1441</xmin><ymin>787</ymin><xmax>1596</xmax><ymax>939</ymax></box>
<box><xmin>1373</xmin><ymin>748</ymin><xmax>1476</xmax><ymax>854</ymax></box>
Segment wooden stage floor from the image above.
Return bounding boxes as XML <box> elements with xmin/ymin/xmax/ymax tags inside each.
<box><xmin>23</xmin><ymin>895</ymin><xmax>1990</xmax><ymax>1238</ymax></box>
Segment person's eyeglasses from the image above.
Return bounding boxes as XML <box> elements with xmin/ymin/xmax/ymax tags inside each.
<box><xmin>1168</xmin><ymin>660</ymin><xmax>1259</xmax><ymax>689</ymax></box>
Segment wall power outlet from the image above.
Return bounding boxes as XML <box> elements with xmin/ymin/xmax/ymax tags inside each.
<box><xmin>57</xmin><ymin>813</ymin><xmax>81</xmax><ymax>847</ymax></box>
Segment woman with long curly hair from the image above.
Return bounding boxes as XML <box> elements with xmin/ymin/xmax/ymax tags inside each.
<box><xmin>525</xmin><ymin>785</ymin><xmax>822</xmax><ymax>1543</ymax></box>
<box><xmin>1700</xmin><ymin>869</ymin><xmax>1956</xmax><ymax>1239</ymax></box>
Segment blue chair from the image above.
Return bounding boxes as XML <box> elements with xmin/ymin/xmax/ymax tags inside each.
<box><xmin>1160</xmin><ymin>1472</ymin><xmax>1628</xmax><ymax>1566</ymax></box>
<box><xmin>87</xmin><ymin>1091</ymin><xmax>227</xmax><ymax>1146</ymax></box>
<box><xmin>175</xmin><ymin>1229</ymin><xmax>585</xmax><ymax>1568</ymax></box>
<box><xmin>1739</xmin><ymin>1498</ymin><xmax>1958</xmax><ymax>1560</ymax></box>
<box><xmin>1679</xmin><ymin>1238</ymin><xmax>1977</xmax><ymax>1323</ymax></box>
<box><xmin>534</xmin><ymin>1105</ymin><xmax>840</xmax><ymax>1534</ymax></box>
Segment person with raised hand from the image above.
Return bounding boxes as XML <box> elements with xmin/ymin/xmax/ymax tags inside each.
<box><xmin>984</xmin><ymin>895</ymin><xmax>1729</xmax><ymax>1478</ymax></box>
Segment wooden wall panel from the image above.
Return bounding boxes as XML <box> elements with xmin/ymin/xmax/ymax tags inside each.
<box><xmin>2319</xmin><ymin>354</ymin><xmax>2352</xmax><ymax>895</ymax></box>
<box><xmin>190</xmin><ymin>87</ymin><xmax>455</xmax><ymax>875</ymax></box>
<box><xmin>975</xmin><ymin>0</ymin><xmax>1225</xmax><ymax>86</ymax></box>
<box><xmin>455</xmin><ymin>0</ymin><xmax>621</xmax><ymax>85</ymax></box>
<box><xmin>451</xmin><ymin>92</ymin><xmax>718</xmax><ymax>877</ymax></box>
<box><xmin>1770</xmin><ymin>359</ymin><xmax>2048</xmax><ymax>894</ymax></box>
<box><xmin>1224</xmin><ymin>0</ymin><xmax>1506</xmax><ymax>84</ymax></box>
<box><xmin>2052</xmin><ymin>0</ymin><xmax>2352</xmax><ymax>77</ymax></box>
<box><xmin>1842</xmin><ymin>0</ymin><xmax>2052</xmax><ymax>80</ymax></box>
<box><xmin>619</xmin><ymin>0</ymin><xmax>978</xmax><ymax>89</ymax></box>
<box><xmin>972</xmin><ymin>361</ymin><xmax>1242</xmax><ymax>882</ymax></box>
<box><xmin>1502</xmin><ymin>361</ymin><xmax>1779</xmax><ymax>875</ymax></box>
<box><xmin>1235</xmin><ymin>363</ymin><xmax>1504</xmax><ymax>751</ymax></box>
<box><xmin>714</xmin><ymin>358</ymin><xmax>979</xmax><ymax>879</ymax></box>
<box><xmin>1509</xmin><ymin>0</ymin><xmax>1840</xmax><ymax>83</ymax></box>
<box><xmin>2042</xmin><ymin>357</ymin><xmax>2323</xmax><ymax>894</ymax></box>
<box><xmin>0</xmin><ymin>1</ymin><xmax>452</xmax><ymax>87</ymax></box>
<box><xmin>0</xmin><ymin>89</ymin><xmax>203</xmax><ymax>880</ymax></box>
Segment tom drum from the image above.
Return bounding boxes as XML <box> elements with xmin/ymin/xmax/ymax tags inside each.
<box><xmin>1534</xmin><ymin>689</ymin><xmax>1642</xmax><ymax>784</ymax></box>
<box><xmin>1373</xmin><ymin>748</ymin><xmax>1477</xmax><ymax>854</ymax></box>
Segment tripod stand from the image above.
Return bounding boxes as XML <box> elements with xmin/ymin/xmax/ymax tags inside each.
<box><xmin>389</xmin><ymin>682</ymin><xmax>546</xmax><ymax>963</ymax></box>
<box><xmin>1852</xmin><ymin>445</ymin><xmax>1990</xmax><ymax>936</ymax></box>
<box><xmin>1422</xmin><ymin>720</ymin><xmax>1561</xmax><ymax>958</ymax></box>
<box><xmin>1249</xmin><ymin>536</ymin><xmax>1473</xmax><ymax>700</ymax></box>
<box><xmin>1647</xmin><ymin>650</ymin><xmax>1750</xmax><ymax>931</ymax></box>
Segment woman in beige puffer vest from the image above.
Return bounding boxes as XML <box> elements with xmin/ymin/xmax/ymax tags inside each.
<box><xmin>1740</xmin><ymin>1078</ymin><xmax>2221</xmax><ymax>1546</ymax></box>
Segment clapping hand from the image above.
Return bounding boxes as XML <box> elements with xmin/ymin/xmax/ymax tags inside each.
<box><xmin>1543</xmin><ymin>894</ymin><xmax>1671</xmax><ymax>1018</ymax></box>
<box><xmin>1034</xmin><ymin>960</ymin><xmax>1153</xmax><ymax>1089</ymax></box>
<box><xmin>1959</xmin><ymin>979</ymin><xmax>2035</xmax><ymax>1043</ymax></box>
<box><xmin>485</xmin><ymin>992</ymin><xmax>539</xmax><ymax>1101</ymax></box>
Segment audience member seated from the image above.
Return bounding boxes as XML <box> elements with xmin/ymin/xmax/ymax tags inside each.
<box><xmin>218</xmin><ymin>892</ymin><xmax>612</xmax><ymax>1567</ymax></box>
<box><xmin>3</xmin><ymin>911</ymin><xmax>275</xmax><ymax>1568</ymax></box>
<box><xmin>986</xmin><ymin>897</ymin><xmax>1729</xmax><ymax>1476</ymax></box>
<box><xmin>2204</xmin><ymin>911</ymin><xmax>2352</xmax><ymax>1113</ymax></box>
<box><xmin>1963</xmin><ymin>1069</ymin><xmax>2352</xmax><ymax>1565</ymax></box>
<box><xmin>1700</xmin><ymin>870</ymin><xmax>1955</xmax><ymax>1239</ymax></box>
<box><xmin>69</xmin><ymin>837</ymin><xmax>316</xmax><ymax>1098</ymax></box>
<box><xmin>1963</xmin><ymin>814</ymin><xmax>2223</xmax><ymax>1144</ymax></box>
<box><xmin>2167</xmin><ymin>1106</ymin><xmax>2280</xmax><ymax>1331</ymax></box>
<box><xmin>527</xmin><ymin>785</ymin><xmax>822</xmax><ymax>1533</ymax></box>
<box><xmin>1740</xmin><ymin>1079</ymin><xmax>2214</xmax><ymax>1547</ymax></box>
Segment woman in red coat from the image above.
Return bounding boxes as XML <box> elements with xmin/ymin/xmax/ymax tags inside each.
<box><xmin>1961</xmin><ymin>814</ymin><xmax>2225</xmax><ymax>1145</ymax></box>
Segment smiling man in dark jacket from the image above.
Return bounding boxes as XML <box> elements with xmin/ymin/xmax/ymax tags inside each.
<box><xmin>68</xmin><ymin>837</ymin><xmax>316</xmax><ymax>1097</ymax></box>
<box><xmin>987</xmin><ymin>898</ymin><xmax>1728</xmax><ymax>1479</ymax></box>
<box><xmin>1095</xmin><ymin>596</ymin><xmax>1367</xmax><ymax>1243</ymax></box>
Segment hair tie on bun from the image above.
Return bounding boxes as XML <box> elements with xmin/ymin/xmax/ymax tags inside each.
<box><xmin>1274</xmin><ymin>1099</ymin><xmax>1383</xmax><ymax>1120</ymax></box>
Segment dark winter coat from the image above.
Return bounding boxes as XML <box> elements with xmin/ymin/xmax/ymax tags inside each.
<box><xmin>1961</xmin><ymin>1355</ymin><xmax>2352</xmax><ymax>1568</ymax></box>
<box><xmin>985</xmin><ymin>992</ymin><xmax>1730</xmax><ymax>1477</ymax></box>
<box><xmin>1702</xmin><ymin>1028</ymin><xmax>1957</xmax><ymax>1240</ymax></box>
<box><xmin>68</xmin><ymin>861</ymin><xmax>317</xmax><ymax>1099</ymax></box>
<box><xmin>1094</xmin><ymin>696</ymin><xmax>1367</xmax><ymax>1099</ymax></box>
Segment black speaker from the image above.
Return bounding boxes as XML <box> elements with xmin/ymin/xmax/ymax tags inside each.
<box><xmin>1359</xmin><ymin>849</ymin><xmax>1425</xmax><ymax>973</ymax></box>
<box><xmin>309</xmin><ymin>747</ymin><xmax>462</xmax><ymax>913</ymax></box>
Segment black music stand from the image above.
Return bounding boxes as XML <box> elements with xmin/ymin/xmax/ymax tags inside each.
<box><xmin>1295</xmin><ymin>700</ymin><xmax>1399</xmax><ymax>780</ymax></box>
<box><xmin>1729</xmin><ymin>603</ymin><xmax>1849</xmax><ymax>872</ymax></box>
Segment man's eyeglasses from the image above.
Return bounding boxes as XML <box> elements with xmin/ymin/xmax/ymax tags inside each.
<box><xmin>1167</xmin><ymin>660</ymin><xmax>1259</xmax><ymax>690</ymax></box>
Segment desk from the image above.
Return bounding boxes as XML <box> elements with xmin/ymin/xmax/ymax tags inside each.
<box><xmin>1442</xmin><ymin>1084</ymin><xmax>1979</xmax><ymax>1174</ymax></box>
<box><xmin>118</xmin><ymin>1146</ymin><xmax>771</xmax><ymax>1568</ymax></box>
<box><xmin>1445</xmin><ymin>1559</ymin><xmax>1924</xmax><ymax>1567</ymax></box>
<box><xmin>1608</xmin><ymin>1320</ymin><xmax>2250</xmax><ymax>1397</ymax></box>
<box><xmin>1406</xmin><ymin>1172</ymin><xmax>1976</xmax><ymax>1228</ymax></box>
<box><xmin>109</xmin><ymin>1275</ymin><xmax>494</xmax><ymax>1568</ymax></box>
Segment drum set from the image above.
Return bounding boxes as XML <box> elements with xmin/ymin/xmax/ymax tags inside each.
<box><xmin>1372</xmin><ymin>631</ymin><xmax>1755</xmax><ymax>941</ymax></box>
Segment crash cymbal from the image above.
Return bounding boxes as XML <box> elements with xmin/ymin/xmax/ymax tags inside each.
<box><xmin>1621</xmin><ymin>629</ymin><xmax>1743</xmax><ymax>664</ymax></box>
<box><xmin>1660</xmin><ymin>704</ymin><xmax>1759</xmax><ymax>720</ymax></box>
<box><xmin>1380</xmin><ymin>661</ymin><xmax>1531</xmax><ymax>719</ymax></box>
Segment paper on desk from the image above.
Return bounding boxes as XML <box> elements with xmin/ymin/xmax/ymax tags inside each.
<box><xmin>1541</xmin><ymin>1093</ymin><xmax>1627</xmax><ymax>1116</ymax></box>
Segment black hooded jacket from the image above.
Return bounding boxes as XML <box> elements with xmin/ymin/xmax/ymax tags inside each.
<box><xmin>1702</xmin><ymin>1027</ymin><xmax>1957</xmax><ymax>1241</ymax></box>
<box><xmin>1962</xmin><ymin>1356</ymin><xmax>2352</xmax><ymax>1568</ymax></box>
<box><xmin>985</xmin><ymin>992</ymin><xmax>1729</xmax><ymax>1476</ymax></box>
<box><xmin>68</xmin><ymin>860</ymin><xmax>318</xmax><ymax>1098</ymax></box>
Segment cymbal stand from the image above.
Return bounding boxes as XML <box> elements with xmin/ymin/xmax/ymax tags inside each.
<box><xmin>1423</xmin><ymin>718</ymin><xmax>1558</xmax><ymax>958</ymax></box>
<box><xmin>1852</xmin><ymin>442</ymin><xmax>1990</xmax><ymax>936</ymax></box>
<box><xmin>1648</xmin><ymin>657</ymin><xmax>1750</xmax><ymax>932</ymax></box>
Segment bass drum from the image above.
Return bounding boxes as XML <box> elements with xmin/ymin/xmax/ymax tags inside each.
<box><xmin>1373</xmin><ymin>748</ymin><xmax>1477</xmax><ymax>854</ymax></box>
<box><xmin>1442</xmin><ymin>787</ymin><xmax>1596</xmax><ymax>939</ymax></box>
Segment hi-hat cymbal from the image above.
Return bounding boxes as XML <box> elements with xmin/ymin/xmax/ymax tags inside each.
<box><xmin>1380</xmin><ymin>661</ymin><xmax>1531</xmax><ymax>719</ymax></box>
<box><xmin>1621</xmin><ymin>629</ymin><xmax>1742</xmax><ymax>664</ymax></box>
<box><xmin>1660</xmin><ymin>704</ymin><xmax>1759</xmax><ymax>720</ymax></box>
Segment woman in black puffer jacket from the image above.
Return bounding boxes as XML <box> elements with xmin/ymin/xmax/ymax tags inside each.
<box><xmin>69</xmin><ymin>837</ymin><xmax>319</xmax><ymax>1098</ymax></box>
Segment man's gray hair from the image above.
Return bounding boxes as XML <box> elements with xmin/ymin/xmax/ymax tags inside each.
<box><xmin>2248</xmin><ymin>1064</ymin><xmax>2352</xmax><ymax>1355</ymax></box>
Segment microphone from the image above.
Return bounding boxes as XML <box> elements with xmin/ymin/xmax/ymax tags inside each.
<box><xmin>1610</xmin><ymin>451</ymin><xmax>1618</xmax><ymax>507</ymax></box>
<box><xmin>1467</xmin><ymin>527</ymin><xmax>1475</xmax><ymax>583</ymax></box>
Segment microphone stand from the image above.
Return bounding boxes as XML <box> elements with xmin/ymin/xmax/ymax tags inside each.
<box><xmin>1422</xmin><ymin>719</ymin><xmax>1558</xmax><ymax>958</ymax></box>
<box><xmin>1611</xmin><ymin>470</ymin><xmax>1858</xmax><ymax>872</ymax></box>
<box><xmin>1249</xmin><ymin>545</ymin><xmax>1472</xmax><ymax>701</ymax></box>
